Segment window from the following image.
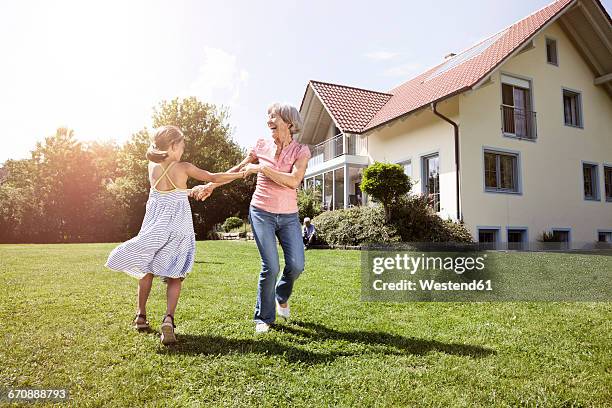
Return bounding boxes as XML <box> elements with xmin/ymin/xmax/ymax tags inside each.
<box><xmin>399</xmin><ymin>160</ymin><xmax>412</xmax><ymax>177</ymax></box>
<box><xmin>583</xmin><ymin>163</ymin><xmax>599</xmax><ymax>200</ymax></box>
<box><xmin>605</xmin><ymin>166</ymin><xmax>612</xmax><ymax>202</ymax></box>
<box><xmin>314</xmin><ymin>174</ymin><xmax>323</xmax><ymax>193</ymax></box>
<box><xmin>563</xmin><ymin>89</ymin><xmax>582</xmax><ymax>127</ymax></box>
<box><xmin>334</xmin><ymin>167</ymin><xmax>344</xmax><ymax>210</ymax></box>
<box><xmin>398</xmin><ymin>160</ymin><xmax>412</xmax><ymax>192</ymax></box>
<box><xmin>304</xmin><ymin>177</ymin><xmax>314</xmax><ymax>190</ymax></box>
<box><xmin>422</xmin><ymin>154</ymin><xmax>440</xmax><ymax>212</ymax></box>
<box><xmin>478</xmin><ymin>228</ymin><xmax>499</xmax><ymax>249</ymax></box>
<box><xmin>546</xmin><ymin>38</ymin><xmax>558</xmax><ymax>65</ymax></box>
<box><xmin>501</xmin><ymin>75</ymin><xmax>535</xmax><ymax>139</ymax></box>
<box><xmin>348</xmin><ymin>166</ymin><xmax>364</xmax><ymax>207</ymax></box>
<box><xmin>484</xmin><ymin>150</ymin><xmax>520</xmax><ymax>193</ymax></box>
<box><xmin>324</xmin><ymin>171</ymin><xmax>333</xmax><ymax>210</ymax></box>
<box><xmin>552</xmin><ymin>229</ymin><xmax>570</xmax><ymax>243</ymax></box>
<box><xmin>598</xmin><ymin>231</ymin><xmax>612</xmax><ymax>243</ymax></box>
<box><xmin>508</xmin><ymin>228</ymin><xmax>527</xmax><ymax>250</ymax></box>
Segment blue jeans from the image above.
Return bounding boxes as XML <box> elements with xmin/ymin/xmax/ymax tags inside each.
<box><xmin>249</xmin><ymin>205</ymin><xmax>305</xmax><ymax>324</ymax></box>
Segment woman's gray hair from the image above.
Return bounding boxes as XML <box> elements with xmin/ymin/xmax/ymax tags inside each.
<box><xmin>268</xmin><ymin>103</ymin><xmax>303</xmax><ymax>135</ymax></box>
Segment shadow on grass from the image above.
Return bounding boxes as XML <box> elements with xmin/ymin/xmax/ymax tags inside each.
<box><xmin>159</xmin><ymin>333</ymin><xmax>344</xmax><ymax>364</ymax></box>
<box><xmin>194</xmin><ymin>261</ymin><xmax>225</xmax><ymax>264</ymax></box>
<box><xmin>278</xmin><ymin>321</ymin><xmax>495</xmax><ymax>358</ymax></box>
<box><xmin>158</xmin><ymin>320</ymin><xmax>495</xmax><ymax>365</ymax></box>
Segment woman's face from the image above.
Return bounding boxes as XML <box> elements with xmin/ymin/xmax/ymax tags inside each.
<box><xmin>267</xmin><ymin>110</ymin><xmax>291</xmax><ymax>141</ymax></box>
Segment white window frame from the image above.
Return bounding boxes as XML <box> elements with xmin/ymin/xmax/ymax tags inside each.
<box><xmin>483</xmin><ymin>147</ymin><xmax>522</xmax><ymax>194</ymax></box>
<box><xmin>582</xmin><ymin>161</ymin><xmax>600</xmax><ymax>201</ymax></box>
<box><xmin>562</xmin><ymin>87</ymin><xmax>584</xmax><ymax>129</ymax></box>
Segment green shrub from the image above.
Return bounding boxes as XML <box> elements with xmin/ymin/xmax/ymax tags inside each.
<box><xmin>312</xmin><ymin>205</ymin><xmax>399</xmax><ymax>246</ymax></box>
<box><xmin>206</xmin><ymin>230</ymin><xmax>223</xmax><ymax>240</ymax></box>
<box><xmin>360</xmin><ymin>162</ymin><xmax>411</xmax><ymax>221</ymax></box>
<box><xmin>298</xmin><ymin>187</ymin><xmax>323</xmax><ymax>221</ymax></box>
<box><xmin>311</xmin><ymin>194</ymin><xmax>473</xmax><ymax>246</ymax></box>
<box><xmin>229</xmin><ymin>222</ymin><xmax>251</xmax><ymax>234</ymax></box>
<box><xmin>390</xmin><ymin>196</ymin><xmax>472</xmax><ymax>242</ymax></box>
<box><xmin>222</xmin><ymin>216</ymin><xmax>243</xmax><ymax>232</ymax></box>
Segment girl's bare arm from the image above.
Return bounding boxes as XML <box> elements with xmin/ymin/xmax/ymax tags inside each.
<box><xmin>185</xmin><ymin>163</ymin><xmax>245</xmax><ymax>183</ymax></box>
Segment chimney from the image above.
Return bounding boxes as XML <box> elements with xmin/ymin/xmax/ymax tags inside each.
<box><xmin>444</xmin><ymin>52</ymin><xmax>456</xmax><ymax>60</ymax></box>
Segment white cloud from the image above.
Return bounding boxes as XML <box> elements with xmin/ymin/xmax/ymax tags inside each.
<box><xmin>182</xmin><ymin>47</ymin><xmax>249</xmax><ymax>109</ymax></box>
<box><xmin>365</xmin><ymin>51</ymin><xmax>399</xmax><ymax>60</ymax></box>
<box><xmin>383</xmin><ymin>63</ymin><xmax>423</xmax><ymax>77</ymax></box>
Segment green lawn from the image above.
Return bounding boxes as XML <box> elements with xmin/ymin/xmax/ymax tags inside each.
<box><xmin>0</xmin><ymin>241</ymin><xmax>610</xmax><ymax>407</ymax></box>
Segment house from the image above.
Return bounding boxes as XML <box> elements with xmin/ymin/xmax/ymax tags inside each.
<box><xmin>297</xmin><ymin>0</ymin><xmax>612</xmax><ymax>248</ymax></box>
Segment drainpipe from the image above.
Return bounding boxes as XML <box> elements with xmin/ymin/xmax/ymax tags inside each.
<box><xmin>431</xmin><ymin>102</ymin><xmax>462</xmax><ymax>222</ymax></box>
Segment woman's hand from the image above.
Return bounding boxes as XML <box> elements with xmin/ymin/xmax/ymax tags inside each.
<box><xmin>243</xmin><ymin>163</ymin><xmax>261</xmax><ymax>178</ymax></box>
<box><xmin>190</xmin><ymin>183</ymin><xmax>215</xmax><ymax>201</ymax></box>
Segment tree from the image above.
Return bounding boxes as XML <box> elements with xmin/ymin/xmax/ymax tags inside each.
<box><xmin>0</xmin><ymin>159</ymin><xmax>40</xmax><ymax>242</ymax></box>
<box><xmin>106</xmin><ymin>129</ymin><xmax>152</xmax><ymax>239</ymax></box>
<box><xmin>0</xmin><ymin>128</ymin><xmax>119</xmax><ymax>243</ymax></box>
<box><xmin>360</xmin><ymin>162</ymin><xmax>411</xmax><ymax>222</ymax></box>
<box><xmin>30</xmin><ymin>128</ymin><xmax>104</xmax><ymax>242</ymax></box>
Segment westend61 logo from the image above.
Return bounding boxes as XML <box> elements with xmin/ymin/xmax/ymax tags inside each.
<box><xmin>371</xmin><ymin>253</ymin><xmax>491</xmax><ymax>293</ymax></box>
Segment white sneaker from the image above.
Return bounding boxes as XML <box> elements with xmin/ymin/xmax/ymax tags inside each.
<box><xmin>276</xmin><ymin>300</ymin><xmax>290</xmax><ymax>321</ymax></box>
<box><xmin>255</xmin><ymin>323</ymin><xmax>270</xmax><ymax>333</ymax></box>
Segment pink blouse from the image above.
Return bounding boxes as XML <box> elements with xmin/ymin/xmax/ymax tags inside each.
<box><xmin>249</xmin><ymin>138</ymin><xmax>311</xmax><ymax>214</ymax></box>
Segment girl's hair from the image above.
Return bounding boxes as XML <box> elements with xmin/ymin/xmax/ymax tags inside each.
<box><xmin>267</xmin><ymin>103</ymin><xmax>303</xmax><ymax>135</ymax></box>
<box><xmin>146</xmin><ymin>125</ymin><xmax>185</xmax><ymax>163</ymax></box>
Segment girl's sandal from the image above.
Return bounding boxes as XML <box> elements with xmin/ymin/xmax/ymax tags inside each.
<box><xmin>132</xmin><ymin>313</ymin><xmax>150</xmax><ymax>331</ymax></box>
<box><xmin>160</xmin><ymin>314</ymin><xmax>177</xmax><ymax>345</ymax></box>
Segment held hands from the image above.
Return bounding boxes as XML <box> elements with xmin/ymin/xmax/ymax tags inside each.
<box><xmin>243</xmin><ymin>163</ymin><xmax>261</xmax><ymax>178</ymax></box>
<box><xmin>190</xmin><ymin>183</ymin><xmax>215</xmax><ymax>201</ymax></box>
<box><xmin>189</xmin><ymin>166</ymin><xmax>254</xmax><ymax>201</ymax></box>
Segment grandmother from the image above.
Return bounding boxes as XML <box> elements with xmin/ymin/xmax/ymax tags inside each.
<box><xmin>191</xmin><ymin>103</ymin><xmax>311</xmax><ymax>333</ymax></box>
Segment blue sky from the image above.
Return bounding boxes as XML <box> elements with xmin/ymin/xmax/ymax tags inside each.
<box><xmin>0</xmin><ymin>0</ymin><xmax>610</xmax><ymax>164</ymax></box>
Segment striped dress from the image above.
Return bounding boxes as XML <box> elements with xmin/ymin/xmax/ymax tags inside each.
<box><xmin>105</xmin><ymin>162</ymin><xmax>196</xmax><ymax>280</ymax></box>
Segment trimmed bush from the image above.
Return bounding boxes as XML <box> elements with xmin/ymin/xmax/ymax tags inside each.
<box><xmin>222</xmin><ymin>216</ymin><xmax>243</xmax><ymax>232</ymax></box>
<box><xmin>390</xmin><ymin>195</ymin><xmax>472</xmax><ymax>242</ymax></box>
<box><xmin>360</xmin><ymin>162</ymin><xmax>411</xmax><ymax>221</ymax></box>
<box><xmin>312</xmin><ymin>194</ymin><xmax>472</xmax><ymax>246</ymax></box>
<box><xmin>312</xmin><ymin>205</ymin><xmax>399</xmax><ymax>246</ymax></box>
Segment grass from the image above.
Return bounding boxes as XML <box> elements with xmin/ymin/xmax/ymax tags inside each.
<box><xmin>0</xmin><ymin>241</ymin><xmax>610</xmax><ymax>407</ymax></box>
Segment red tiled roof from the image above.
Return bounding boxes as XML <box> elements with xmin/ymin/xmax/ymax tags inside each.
<box><xmin>309</xmin><ymin>81</ymin><xmax>392</xmax><ymax>133</ymax></box>
<box><xmin>306</xmin><ymin>0</ymin><xmax>578</xmax><ymax>134</ymax></box>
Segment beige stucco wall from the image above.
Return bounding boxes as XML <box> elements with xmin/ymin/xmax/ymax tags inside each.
<box><xmin>458</xmin><ymin>20</ymin><xmax>612</xmax><ymax>244</ymax></box>
<box><xmin>366</xmin><ymin>98</ymin><xmax>460</xmax><ymax>220</ymax></box>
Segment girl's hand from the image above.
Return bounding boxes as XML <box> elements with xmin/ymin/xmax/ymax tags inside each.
<box><xmin>190</xmin><ymin>183</ymin><xmax>215</xmax><ymax>201</ymax></box>
<box><xmin>243</xmin><ymin>163</ymin><xmax>261</xmax><ymax>178</ymax></box>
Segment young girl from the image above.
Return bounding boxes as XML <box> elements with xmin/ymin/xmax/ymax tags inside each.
<box><xmin>105</xmin><ymin>125</ymin><xmax>244</xmax><ymax>345</ymax></box>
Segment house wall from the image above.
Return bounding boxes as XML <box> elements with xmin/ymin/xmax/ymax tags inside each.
<box><xmin>366</xmin><ymin>98</ymin><xmax>460</xmax><ymax>220</ymax></box>
<box><xmin>459</xmin><ymin>20</ymin><xmax>612</xmax><ymax>244</ymax></box>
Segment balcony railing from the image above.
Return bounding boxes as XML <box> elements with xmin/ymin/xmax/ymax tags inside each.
<box><xmin>308</xmin><ymin>133</ymin><xmax>366</xmax><ymax>167</ymax></box>
<box><xmin>501</xmin><ymin>105</ymin><xmax>537</xmax><ymax>140</ymax></box>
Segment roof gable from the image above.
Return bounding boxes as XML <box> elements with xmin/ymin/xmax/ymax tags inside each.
<box><xmin>300</xmin><ymin>0</ymin><xmax>611</xmax><ymax>137</ymax></box>
<box><xmin>365</xmin><ymin>0</ymin><xmax>576</xmax><ymax>131</ymax></box>
<box><xmin>308</xmin><ymin>81</ymin><xmax>391</xmax><ymax>133</ymax></box>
